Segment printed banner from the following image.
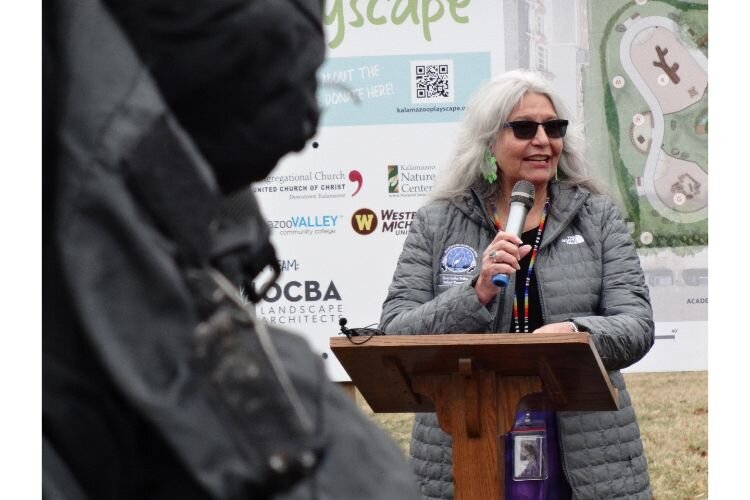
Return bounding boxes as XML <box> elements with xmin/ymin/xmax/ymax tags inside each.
<box><xmin>318</xmin><ymin>53</ymin><xmax>490</xmax><ymax>126</ymax></box>
<box><xmin>252</xmin><ymin>0</ymin><xmax>708</xmax><ymax>380</ymax></box>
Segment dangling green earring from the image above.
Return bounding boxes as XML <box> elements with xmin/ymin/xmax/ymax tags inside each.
<box><xmin>482</xmin><ymin>149</ymin><xmax>498</xmax><ymax>184</ymax></box>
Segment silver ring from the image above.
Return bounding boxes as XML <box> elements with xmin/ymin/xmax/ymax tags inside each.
<box><xmin>489</xmin><ymin>251</ymin><xmax>497</xmax><ymax>263</ymax></box>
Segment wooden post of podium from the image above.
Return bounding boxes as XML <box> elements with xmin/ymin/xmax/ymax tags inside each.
<box><xmin>412</xmin><ymin>365</ymin><xmax>543</xmax><ymax>499</ymax></box>
<box><xmin>331</xmin><ymin>332</ymin><xmax>618</xmax><ymax>500</ymax></box>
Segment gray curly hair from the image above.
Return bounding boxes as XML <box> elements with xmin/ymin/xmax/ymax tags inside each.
<box><xmin>429</xmin><ymin>69</ymin><xmax>602</xmax><ymax>201</ymax></box>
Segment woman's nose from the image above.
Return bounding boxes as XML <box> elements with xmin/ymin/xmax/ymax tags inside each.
<box><xmin>531</xmin><ymin>124</ymin><xmax>550</xmax><ymax>145</ymax></box>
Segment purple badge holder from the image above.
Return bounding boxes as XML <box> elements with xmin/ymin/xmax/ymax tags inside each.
<box><xmin>504</xmin><ymin>406</ymin><xmax>572</xmax><ymax>500</ymax></box>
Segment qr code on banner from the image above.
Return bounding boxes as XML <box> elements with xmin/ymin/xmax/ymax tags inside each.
<box><xmin>411</xmin><ymin>60</ymin><xmax>454</xmax><ymax>104</ymax></box>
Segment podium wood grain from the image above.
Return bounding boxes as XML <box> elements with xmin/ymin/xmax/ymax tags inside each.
<box><xmin>331</xmin><ymin>332</ymin><xmax>617</xmax><ymax>500</ymax></box>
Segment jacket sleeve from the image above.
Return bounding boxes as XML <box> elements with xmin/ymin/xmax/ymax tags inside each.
<box><xmin>573</xmin><ymin>198</ymin><xmax>654</xmax><ymax>370</ymax></box>
<box><xmin>379</xmin><ymin>206</ymin><xmax>492</xmax><ymax>335</ymax></box>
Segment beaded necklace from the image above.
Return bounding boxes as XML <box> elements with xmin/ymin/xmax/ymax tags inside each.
<box><xmin>490</xmin><ymin>198</ymin><xmax>549</xmax><ymax>333</ymax></box>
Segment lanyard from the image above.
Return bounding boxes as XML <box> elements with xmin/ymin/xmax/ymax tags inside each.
<box><xmin>491</xmin><ymin>198</ymin><xmax>549</xmax><ymax>332</ymax></box>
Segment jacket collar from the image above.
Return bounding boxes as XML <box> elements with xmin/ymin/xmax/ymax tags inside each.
<box><xmin>459</xmin><ymin>181</ymin><xmax>591</xmax><ymax>245</ymax></box>
<box><xmin>541</xmin><ymin>182</ymin><xmax>591</xmax><ymax>248</ymax></box>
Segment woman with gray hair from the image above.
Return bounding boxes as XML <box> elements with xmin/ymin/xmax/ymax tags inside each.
<box><xmin>380</xmin><ymin>69</ymin><xmax>654</xmax><ymax>499</ymax></box>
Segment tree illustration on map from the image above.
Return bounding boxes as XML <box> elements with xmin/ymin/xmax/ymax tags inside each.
<box><xmin>586</xmin><ymin>0</ymin><xmax>708</xmax><ymax>250</ymax></box>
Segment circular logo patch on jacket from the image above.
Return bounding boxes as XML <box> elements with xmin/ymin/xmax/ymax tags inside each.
<box><xmin>440</xmin><ymin>244</ymin><xmax>478</xmax><ymax>274</ymax></box>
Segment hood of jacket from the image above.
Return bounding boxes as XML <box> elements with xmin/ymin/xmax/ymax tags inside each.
<box><xmin>103</xmin><ymin>0</ymin><xmax>327</xmax><ymax>193</ymax></box>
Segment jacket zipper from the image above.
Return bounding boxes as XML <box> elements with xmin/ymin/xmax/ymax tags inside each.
<box><xmin>558</xmin><ymin>426</ymin><xmax>573</xmax><ymax>486</ymax></box>
<box><xmin>534</xmin><ymin>188</ymin><xmax>588</xmax><ymax>328</ymax></box>
<box><xmin>533</xmin><ymin>190</ymin><xmax>588</xmax><ymax>490</ymax></box>
<box><xmin>475</xmin><ymin>186</ymin><xmax>589</xmax><ymax>334</ymax></box>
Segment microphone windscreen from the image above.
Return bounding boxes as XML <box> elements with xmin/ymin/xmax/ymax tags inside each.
<box><xmin>510</xmin><ymin>180</ymin><xmax>535</xmax><ymax>209</ymax></box>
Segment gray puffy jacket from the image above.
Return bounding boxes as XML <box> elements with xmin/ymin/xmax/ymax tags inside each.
<box><xmin>380</xmin><ymin>182</ymin><xmax>654</xmax><ymax>499</ymax></box>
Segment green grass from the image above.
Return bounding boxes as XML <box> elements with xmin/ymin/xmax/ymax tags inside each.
<box><xmin>356</xmin><ymin>371</ymin><xmax>708</xmax><ymax>499</ymax></box>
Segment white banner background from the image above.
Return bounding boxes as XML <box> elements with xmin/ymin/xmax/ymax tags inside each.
<box><xmin>253</xmin><ymin>0</ymin><xmax>708</xmax><ymax>380</ymax></box>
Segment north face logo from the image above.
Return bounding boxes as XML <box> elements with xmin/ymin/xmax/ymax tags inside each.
<box><xmin>561</xmin><ymin>235</ymin><xmax>585</xmax><ymax>245</ymax></box>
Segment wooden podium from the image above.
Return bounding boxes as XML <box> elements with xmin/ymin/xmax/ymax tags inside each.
<box><xmin>331</xmin><ymin>332</ymin><xmax>617</xmax><ymax>500</ymax></box>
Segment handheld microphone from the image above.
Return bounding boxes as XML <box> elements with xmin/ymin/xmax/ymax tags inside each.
<box><xmin>492</xmin><ymin>180</ymin><xmax>536</xmax><ymax>287</ymax></box>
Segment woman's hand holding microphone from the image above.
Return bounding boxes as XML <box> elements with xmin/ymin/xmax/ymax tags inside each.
<box><xmin>474</xmin><ymin>230</ymin><xmax>531</xmax><ymax>305</ymax></box>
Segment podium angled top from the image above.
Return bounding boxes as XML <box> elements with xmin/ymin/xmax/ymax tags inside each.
<box><xmin>331</xmin><ymin>332</ymin><xmax>617</xmax><ymax>413</ymax></box>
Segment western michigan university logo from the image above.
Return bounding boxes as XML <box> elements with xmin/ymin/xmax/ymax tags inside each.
<box><xmin>351</xmin><ymin>208</ymin><xmax>378</xmax><ymax>235</ymax></box>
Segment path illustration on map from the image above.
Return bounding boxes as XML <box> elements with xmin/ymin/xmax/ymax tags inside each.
<box><xmin>588</xmin><ymin>0</ymin><xmax>707</xmax><ymax>249</ymax></box>
<box><xmin>619</xmin><ymin>14</ymin><xmax>707</xmax><ymax>225</ymax></box>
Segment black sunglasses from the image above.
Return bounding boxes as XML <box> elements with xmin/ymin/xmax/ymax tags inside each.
<box><xmin>503</xmin><ymin>119</ymin><xmax>569</xmax><ymax>140</ymax></box>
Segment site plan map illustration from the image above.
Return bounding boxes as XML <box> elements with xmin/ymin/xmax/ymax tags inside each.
<box><xmin>584</xmin><ymin>0</ymin><xmax>707</xmax><ymax>327</ymax></box>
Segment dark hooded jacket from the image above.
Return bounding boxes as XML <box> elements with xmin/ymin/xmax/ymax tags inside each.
<box><xmin>42</xmin><ymin>1</ymin><xmax>420</xmax><ymax>499</ymax></box>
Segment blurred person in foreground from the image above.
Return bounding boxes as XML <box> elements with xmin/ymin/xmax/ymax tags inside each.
<box><xmin>380</xmin><ymin>70</ymin><xmax>654</xmax><ymax>499</ymax></box>
<box><xmin>42</xmin><ymin>1</ymin><xmax>419</xmax><ymax>499</ymax></box>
